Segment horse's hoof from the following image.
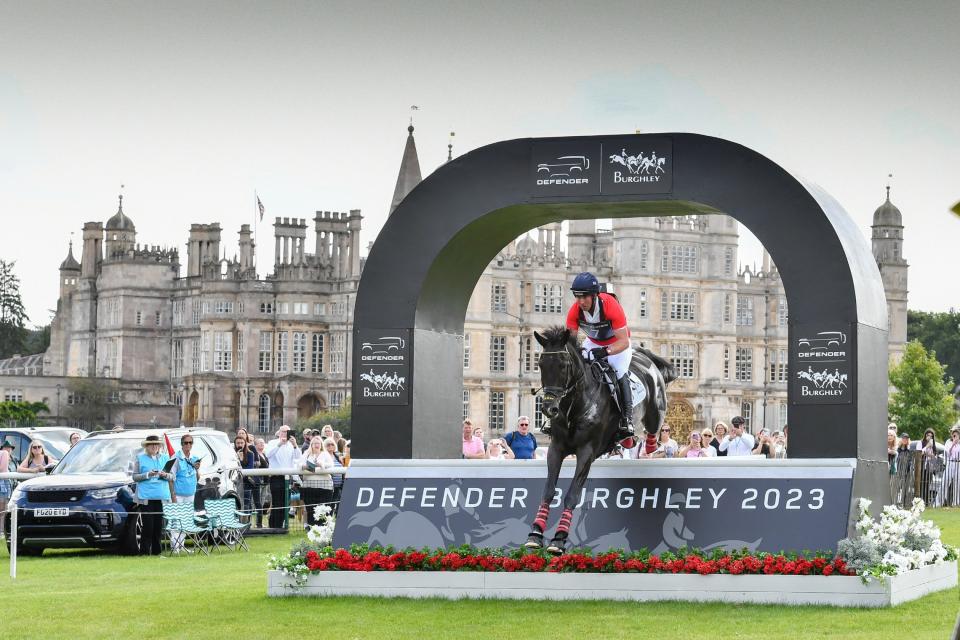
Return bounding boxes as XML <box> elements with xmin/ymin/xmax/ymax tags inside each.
<box><xmin>524</xmin><ymin>533</ymin><xmax>544</xmax><ymax>549</ymax></box>
<box><xmin>546</xmin><ymin>544</ymin><xmax>564</xmax><ymax>556</ymax></box>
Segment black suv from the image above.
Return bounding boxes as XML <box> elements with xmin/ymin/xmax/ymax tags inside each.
<box><xmin>5</xmin><ymin>428</ymin><xmax>242</xmax><ymax>555</ymax></box>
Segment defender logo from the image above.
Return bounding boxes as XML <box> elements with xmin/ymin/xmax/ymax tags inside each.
<box><xmin>536</xmin><ymin>155</ymin><xmax>591</xmax><ymax>185</ymax></box>
<box><xmin>361</xmin><ymin>336</ymin><xmax>406</xmax><ymax>363</ymax></box>
<box><xmin>797</xmin><ymin>331</ymin><xmax>846</xmax><ymax>359</ymax></box>
<box><xmin>609</xmin><ymin>148</ymin><xmax>667</xmax><ymax>184</ymax></box>
<box><xmin>361</xmin><ymin>336</ymin><xmax>405</xmax><ymax>355</ymax></box>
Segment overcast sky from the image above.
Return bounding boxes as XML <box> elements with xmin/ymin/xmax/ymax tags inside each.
<box><xmin>2</xmin><ymin>0</ymin><xmax>958</xmax><ymax>325</ymax></box>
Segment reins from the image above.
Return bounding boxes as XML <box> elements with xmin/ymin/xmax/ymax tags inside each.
<box><xmin>538</xmin><ymin>344</ymin><xmax>604</xmax><ymax>425</ymax></box>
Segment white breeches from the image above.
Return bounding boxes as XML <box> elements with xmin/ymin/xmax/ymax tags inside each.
<box><xmin>583</xmin><ymin>338</ymin><xmax>633</xmax><ymax>378</ymax></box>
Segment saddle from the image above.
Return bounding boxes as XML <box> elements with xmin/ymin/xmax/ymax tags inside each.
<box><xmin>590</xmin><ymin>357</ymin><xmax>647</xmax><ymax>415</ymax></box>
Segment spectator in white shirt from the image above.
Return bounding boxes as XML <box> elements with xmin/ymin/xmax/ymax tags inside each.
<box><xmin>486</xmin><ymin>438</ymin><xmax>515</xmax><ymax>460</ymax></box>
<box><xmin>700</xmin><ymin>428</ymin><xmax>718</xmax><ymax>457</ymax></box>
<box><xmin>264</xmin><ymin>426</ymin><xmax>302</xmax><ymax>528</ymax></box>
<box><xmin>718</xmin><ymin>416</ymin><xmax>755</xmax><ymax>457</ymax></box>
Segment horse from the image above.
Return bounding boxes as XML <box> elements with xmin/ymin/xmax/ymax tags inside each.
<box><xmin>525</xmin><ymin>326</ymin><xmax>676</xmax><ymax>554</ymax></box>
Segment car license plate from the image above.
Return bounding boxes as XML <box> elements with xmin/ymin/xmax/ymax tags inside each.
<box><xmin>35</xmin><ymin>508</ymin><xmax>69</xmax><ymax>517</ymax></box>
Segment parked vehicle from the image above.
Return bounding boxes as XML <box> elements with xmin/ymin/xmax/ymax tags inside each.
<box><xmin>5</xmin><ymin>428</ymin><xmax>242</xmax><ymax>555</ymax></box>
<box><xmin>0</xmin><ymin>426</ymin><xmax>88</xmax><ymax>466</ymax></box>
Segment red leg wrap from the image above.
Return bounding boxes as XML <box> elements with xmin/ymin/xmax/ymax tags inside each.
<box><xmin>533</xmin><ymin>502</ymin><xmax>550</xmax><ymax>532</ymax></box>
<box><xmin>556</xmin><ymin>508</ymin><xmax>574</xmax><ymax>534</ymax></box>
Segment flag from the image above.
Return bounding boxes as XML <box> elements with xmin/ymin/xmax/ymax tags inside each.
<box><xmin>257</xmin><ymin>196</ymin><xmax>265</xmax><ymax>221</ymax></box>
<box><xmin>164</xmin><ymin>432</ymin><xmax>176</xmax><ymax>457</ymax></box>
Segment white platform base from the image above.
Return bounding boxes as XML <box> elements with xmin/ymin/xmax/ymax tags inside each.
<box><xmin>267</xmin><ymin>561</ymin><xmax>957</xmax><ymax>607</ymax></box>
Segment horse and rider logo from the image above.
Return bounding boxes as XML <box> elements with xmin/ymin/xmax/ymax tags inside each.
<box><xmin>360</xmin><ymin>370</ymin><xmax>406</xmax><ymax>392</ymax></box>
<box><xmin>797</xmin><ymin>367</ymin><xmax>847</xmax><ymax>389</ymax></box>
<box><xmin>608</xmin><ymin>149</ymin><xmax>667</xmax><ymax>175</ymax></box>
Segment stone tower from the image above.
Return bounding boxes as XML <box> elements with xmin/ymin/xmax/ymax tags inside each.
<box><xmin>58</xmin><ymin>240</ymin><xmax>81</xmax><ymax>299</ymax></box>
<box><xmin>871</xmin><ymin>187</ymin><xmax>909</xmax><ymax>362</ymax></box>
<box><xmin>104</xmin><ymin>195</ymin><xmax>136</xmax><ymax>258</ymax></box>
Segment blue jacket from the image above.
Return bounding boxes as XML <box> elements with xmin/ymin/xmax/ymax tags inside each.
<box><xmin>136</xmin><ymin>452</ymin><xmax>171</xmax><ymax>501</ymax></box>
<box><xmin>173</xmin><ymin>450</ymin><xmax>199</xmax><ymax>497</ymax></box>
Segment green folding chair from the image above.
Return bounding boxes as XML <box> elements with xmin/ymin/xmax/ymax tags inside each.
<box><xmin>162</xmin><ymin>501</ymin><xmax>211</xmax><ymax>556</ymax></box>
<box><xmin>203</xmin><ymin>498</ymin><xmax>251</xmax><ymax>552</ymax></box>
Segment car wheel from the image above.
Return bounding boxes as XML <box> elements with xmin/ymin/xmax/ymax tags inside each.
<box><xmin>120</xmin><ymin>510</ymin><xmax>143</xmax><ymax>555</ymax></box>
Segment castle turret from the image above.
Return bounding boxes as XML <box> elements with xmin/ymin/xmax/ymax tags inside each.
<box><xmin>871</xmin><ymin>186</ymin><xmax>908</xmax><ymax>362</ymax></box>
<box><xmin>104</xmin><ymin>195</ymin><xmax>136</xmax><ymax>258</ymax></box>
<box><xmin>58</xmin><ymin>240</ymin><xmax>80</xmax><ymax>298</ymax></box>
<box><xmin>186</xmin><ymin>223</ymin><xmax>222</xmax><ymax>278</ymax></box>
<box><xmin>80</xmin><ymin>221</ymin><xmax>103</xmax><ymax>279</ymax></box>
<box><xmin>238</xmin><ymin>224</ymin><xmax>255</xmax><ymax>271</ymax></box>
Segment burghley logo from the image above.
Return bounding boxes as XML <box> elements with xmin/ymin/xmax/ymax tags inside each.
<box><xmin>608</xmin><ymin>149</ymin><xmax>668</xmax><ymax>183</ymax></box>
<box><xmin>360</xmin><ymin>370</ymin><xmax>406</xmax><ymax>398</ymax></box>
<box><xmin>797</xmin><ymin>331</ymin><xmax>846</xmax><ymax>359</ymax></box>
<box><xmin>797</xmin><ymin>367</ymin><xmax>848</xmax><ymax>397</ymax></box>
<box><xmin>536</xmin><ymin>155</ymin><xmax>591</xmax><ymax>185</ymax></box>
<box><xmin>360</xmin><ymin>336</ymin><xmax>406</xmax><ymax>362</ymax></box>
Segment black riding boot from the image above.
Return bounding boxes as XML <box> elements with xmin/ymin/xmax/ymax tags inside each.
<box><xmin>616</xmin><ymin>373</ymin><xmax>636</xmax><ymax>441</ymax></box>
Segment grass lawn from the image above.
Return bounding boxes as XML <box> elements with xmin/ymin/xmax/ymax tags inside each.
<box><xmin>1</xmin><ymin>509</ymin><xmax>958</xmax><ymax>640</ymax></box>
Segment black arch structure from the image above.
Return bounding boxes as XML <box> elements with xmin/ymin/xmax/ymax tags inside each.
<box><xmin>352</xmin><ymin>133</ymin><xmax>889</xmax><ymax>507</ymax></box>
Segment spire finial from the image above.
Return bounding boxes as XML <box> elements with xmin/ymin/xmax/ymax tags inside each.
<box><xmin>118</xmin><ymin>184</ymin><xmax>125</xmax><ymax>212</ymax></box>
<box><xmin>447</xmin><ymin>131</ymin><xmax>455</xmax><ymax>162</ymax></box>
<box><xmin>885</xmin><ymin>174</ymin><xmax>892</xmax><ymax>202</ymax></box>
<box><xmin>409</xmin><ymin>105</ymin><xmax>419</xmax><ymax>132</ymax></box>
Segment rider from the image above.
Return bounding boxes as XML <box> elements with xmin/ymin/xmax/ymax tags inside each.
<box><xmin>560</xmin><ymin>272</ymin><xmax>635</xmax><ymax>443</ymax></box>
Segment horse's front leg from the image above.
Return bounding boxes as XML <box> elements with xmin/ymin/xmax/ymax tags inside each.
<box><xmin>525</xmin><ymin>443</ymin><xmax>565</xmax><ymax>549</ymax></box>
<box><xmin>547</xmin><ymin>442</ymin><xmax>597</xmax><ymax>555</ymax></box>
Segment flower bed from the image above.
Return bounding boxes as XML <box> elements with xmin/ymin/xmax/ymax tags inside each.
<box><xmin>267</xmin><ymin>500</ymin><xmax>958</xmax><ymax>606</ymax></box>
<box><xmin>296</xmin><ymin>546</ymin><xmax>854</xmax><ymax>577</ymax></box>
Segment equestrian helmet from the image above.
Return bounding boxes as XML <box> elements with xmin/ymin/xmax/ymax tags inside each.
<box><xmin>570</xmin><ymin>272</ymin><xmax>600</xmax><ymax>295</ymax></box>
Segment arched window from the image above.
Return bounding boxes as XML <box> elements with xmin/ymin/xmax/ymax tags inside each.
<box><xmin>258</xmin><ymin>393</ymin><xmax>271</xmax><ymax>433</ymax></box>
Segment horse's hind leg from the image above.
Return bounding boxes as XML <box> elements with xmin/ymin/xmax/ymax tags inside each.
<box><xmin>547</xmin><ymin>444</ymin><xmax>596</xmax><ymax>555</ymax></box>
<box><xmin>525</xmin><ymin>444</ymin><xmax>564</xmax><ymax>549</ymax></box>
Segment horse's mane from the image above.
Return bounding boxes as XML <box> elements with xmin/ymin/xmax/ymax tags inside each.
<box><xmin>540</xmin><ymin>326</ymin><xmax>580</xmax><ymax>349</ymax></box>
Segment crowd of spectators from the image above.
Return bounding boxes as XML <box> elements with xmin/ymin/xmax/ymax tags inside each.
<box><xmin>461</xmin><ymin>414</ymin><xmax>788</xmax><ymax>461</ymax></box>
<box><xmin>889</xmin><ymin>422</ymin><xmax>960</xmax><ymax>507</ymax></box>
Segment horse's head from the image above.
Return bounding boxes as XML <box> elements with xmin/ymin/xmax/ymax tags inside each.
<box><xmin>534</xmin><ymin>326</ymin><xmax>581</xmax><ymax>420</ymax></box>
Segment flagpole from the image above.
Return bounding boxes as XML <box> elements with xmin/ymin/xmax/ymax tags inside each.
<box><xmin>253</xmin><ymin>189</ymin><xmax>258</xmax><ymax>276</ymax></box>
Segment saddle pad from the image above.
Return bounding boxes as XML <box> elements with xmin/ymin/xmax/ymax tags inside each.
<box><xmin>629</xmin><ymin>372</ymin><xmax>648</xmax><ymax>408</ymax></box>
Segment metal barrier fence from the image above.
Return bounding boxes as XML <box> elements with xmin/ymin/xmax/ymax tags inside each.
<box><xmin>890</xmin><ymin>450</ymin><xmax>960</xmax><ymax>508</ymax></box>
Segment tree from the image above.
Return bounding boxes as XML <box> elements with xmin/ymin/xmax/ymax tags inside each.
<box><xmin>25</xmin><ymin>323</ymin><xmax>52</xmax><ymax>355</ymax></box>
<box><xmin>888</xmin><ymin>340</ymin><xmax>957</xmax><ymax>440</ymax></box>
<box><xmin>296</xmin><ymin>402</ymin><xmax>351</xmax><ymax>438</ymax></box>
<box><xmin>0</xmin><ymin>260</ymin><xmax>29</xmax><ymax>359</ymax></box>
<box><xmin>908</xmin><ymin>309</ymin><xmax>960</xmax><ymax>388</ymax></box>
<box><xmin>64</xmin><ymin>378</ymin><xmax>117</xmax><ymax>430</ymax></box>
<box><xmin>0</xmin><ymin>401</ymin><xmax>50</xmax><ymax>427</ymax></box>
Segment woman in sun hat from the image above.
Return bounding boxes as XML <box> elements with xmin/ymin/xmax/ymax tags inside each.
<box><xmin>131</xmin><ymin>434</ymin><xmax>173</xmax><ymax>555</ymax></box>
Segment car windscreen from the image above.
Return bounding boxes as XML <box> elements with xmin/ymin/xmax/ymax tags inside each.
<box><xmin>54</xmin><ymin>438</ymin><xmax>142</xmax><ymax>474</ymax></box>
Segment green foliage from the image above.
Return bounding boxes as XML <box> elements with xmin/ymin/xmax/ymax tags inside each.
<box><xmin>908</xmin><ymin>309</ymin><xmax>960</xmax><ymax>389</ymax></box>
<box><xmin>888</xmin><ymin>340</ymin><xmax>957</xmax><ymax>440</ymax></box>
<box><xmin>0</xmin><ymin>400</ymin><xmax>50</xmax><ymax>426</ymax></box>
<box><xmin>25</xmin><ymin>323</ymin><xmax>51</xmax><ymax>354</ymax></box>
<box><xmin>295</xmin><ymin>401</ymin><xmax>351</xmax><ymax>437</ymax></box>
<box><xmin>0</xmin><ymin>259</ymin><xmax>29</xmax><ymax>359</ymax></box>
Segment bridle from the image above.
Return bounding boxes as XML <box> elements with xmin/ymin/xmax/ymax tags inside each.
<box><xmin>538</xmin><ymin>347</ymin><xmax>585</xmax><ymax>414</ymax></box>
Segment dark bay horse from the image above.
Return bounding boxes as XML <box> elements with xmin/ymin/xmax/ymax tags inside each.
<box><xmin>525</xmin><ymin>326</ymin><xmax>676</xmax><ymax>554</ymax></box>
